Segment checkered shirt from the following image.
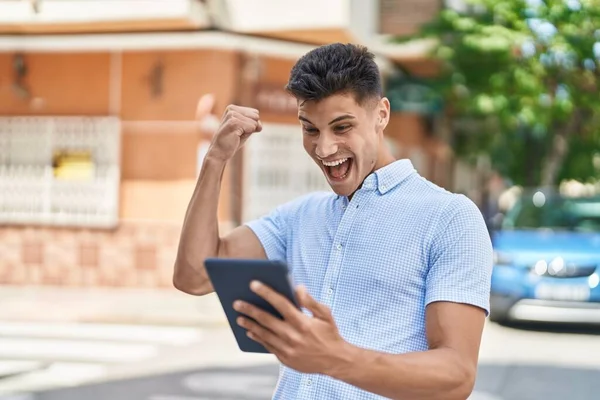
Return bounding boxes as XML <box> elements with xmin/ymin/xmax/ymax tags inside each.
<box><xmin>245</xmin><ymin>159</ymin><xmax>493</xmax><ymax>399</ymax></box>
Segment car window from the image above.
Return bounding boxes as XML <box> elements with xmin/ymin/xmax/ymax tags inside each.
<box><xmin>502</xmin><ymin>193</ymin><xmax>600</xmax><ymax>232</ymax></box>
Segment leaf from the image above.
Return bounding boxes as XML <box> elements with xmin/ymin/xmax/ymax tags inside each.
<box><xmin>390</xmin><ymin>0</ymin><xmax>600</xmax><ymax>186</ymax></box>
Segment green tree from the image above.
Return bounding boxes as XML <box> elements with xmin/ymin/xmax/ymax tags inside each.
<box><xmin>394</xmin><ymin>0</ymin><xmax>600</xmax><ymax>187</ymax></box>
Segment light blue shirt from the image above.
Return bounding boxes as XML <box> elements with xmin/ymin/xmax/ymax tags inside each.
<box><xmin>246</xmin><ymin>159</ymin><xmax>493</xmax><ymax>399</ymax></box>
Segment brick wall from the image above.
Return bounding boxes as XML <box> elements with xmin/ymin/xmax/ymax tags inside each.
<box><xmin>0</xmin><ymin>221</ymin><xmax>182</xmax><ymax>288</ymax></box>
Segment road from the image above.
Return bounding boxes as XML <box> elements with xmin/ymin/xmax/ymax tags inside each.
<box><xmin>1</xmin><ymin>320</ymin><xmax>600</xmax><ymax>400</ymax></box>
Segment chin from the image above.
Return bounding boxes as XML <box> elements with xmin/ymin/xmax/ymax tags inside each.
<box><xmin>329</xmin><ymin>185</ymin><xmax>355</xmax><ymax>197</ymax></box>
<box><xmin>324</xmin><ymin>173</ymin><xmax>361</xmax><ymax>198</ymax></box>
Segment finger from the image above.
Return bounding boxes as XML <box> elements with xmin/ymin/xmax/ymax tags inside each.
<box><xmin>223</xmin><ymin>117</ymin><xmax>259</xmax><ymax>137</ymax></box>
<box><xmin>247</xmin><ymin>331</ymin><xmax>280</xmax><ymax>355</ymax></box>
<box><xmin>297</xmin><ymin>285</ymin><xmax>332</xmax><ymax>320</ymax></box>
<box><xmin>250</xmin><ymin>281</ymin><xmax>304</xmax><ymax>326</ymax></box>
<box><xmin>229</xmin><ymin>110</ymin><xmax>259</xmax><ymax>124</ymax></box>
<box><xmin>225</xmin><ymin>105</ymin><xmax>260</xmax><ymax>120</ymax></box>
<box><xmin>234</xmin><ymin>300</ymin><xmax>287</xmax><ymax>335</ymax></box>
<box><xmin>238</xmin><ymin>316</ymin><xmax>287</xmax><ymax>351</ymax></box>
<box><xmin>231</xmin><ymin>116</ymin><xmax>262</xmax><ymax>136</ymax></box>
<box><xmin>238</xmin><ymin>108</ymin><xmax>260</xmax><ymax>120</ymax></box>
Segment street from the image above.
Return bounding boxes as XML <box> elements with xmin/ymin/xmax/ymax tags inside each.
<box><xmin>1</xmin><ymin>320</ymin><xmax>600</xmax><ymax>400</ymax></box>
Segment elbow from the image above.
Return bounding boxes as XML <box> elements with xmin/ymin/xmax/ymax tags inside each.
<box><xmin>172</xmin><ymin>276</ymin><xmax>206</xmax><ymax>296</ymax></box>
<box><xmin>172</xmin><ymin>261</ymin><xmax>212</xmax><ymax>296</ymax></box>
<box><xmin>414</xmin><ymin>353</ymin><xmax>476</xmax><ymax>400</ymax></box>
<box><xmin>172</xmin><ymin>273</ymin><xmax>211</xmax><ymax>296</ymax></box>
<box><xmin>451</xmin><ymin>384</ymin><xmax>475</xmax><ymax>400</ymax></box>
<box><xmin>448</xmin><ymin>362</ymin><xmax>477</xmax><ymax>400</ymax></box>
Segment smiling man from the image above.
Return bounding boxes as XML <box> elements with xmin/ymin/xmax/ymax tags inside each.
<box><xmin>174</xmin><ymin>43</ymin><xmax>493</xmax><ymax>400</ymax></box>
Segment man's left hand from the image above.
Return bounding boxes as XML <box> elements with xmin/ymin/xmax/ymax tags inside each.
<box><xmin>233</xmin><ymin>281</ymin><xmax>351</xmax><ymax>375</ymax></box>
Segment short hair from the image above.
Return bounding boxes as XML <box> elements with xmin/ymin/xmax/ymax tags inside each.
<box><xmin>285</xmin><ymin>43</ymin><xmax>382</xmax><ymax>105</ymax></box>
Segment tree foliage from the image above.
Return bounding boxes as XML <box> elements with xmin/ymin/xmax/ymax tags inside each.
<box><xmin>394</xmin><ymin>0</ymin><xmax>600</xmax><ymax>186</ymax></box>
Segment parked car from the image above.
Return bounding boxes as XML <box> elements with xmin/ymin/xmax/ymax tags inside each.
<box><xmin>489</xmin><ymin>188</ymin><xmax>600</xmax><ymax>324</ymax></box>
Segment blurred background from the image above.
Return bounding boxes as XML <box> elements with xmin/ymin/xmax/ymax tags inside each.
<box><xmin>0</xmin><ymin>0</ymin><xmax>599</xmax><ymax>399</ymax></box>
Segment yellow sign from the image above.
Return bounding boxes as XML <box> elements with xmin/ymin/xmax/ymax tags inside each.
<box><xmin>52</xmin><ymin>150</ymin><xmax>95</xmax><ymax>180</ymax></box>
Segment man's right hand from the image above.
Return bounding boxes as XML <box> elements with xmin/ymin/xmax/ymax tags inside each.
<box><xmin>206</xmin><ymin>104</ymin><xmax>263</xmax><ymax>162</ymax></box>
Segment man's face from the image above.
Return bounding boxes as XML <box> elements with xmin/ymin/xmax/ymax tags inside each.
<box><xmin>298</xmin><ymin>93</ymin><xmax>390</xmax><ymax>197</ymax></box>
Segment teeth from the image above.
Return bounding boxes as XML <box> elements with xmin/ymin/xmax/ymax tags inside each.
<box><xmin>322</xmin><ymin>158</ymin><xmax>348</xmax><ymax>167</ymax></box>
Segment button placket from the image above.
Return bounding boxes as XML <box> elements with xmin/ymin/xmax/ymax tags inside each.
<box><xmin>320</xmin><ymin>191</ymin><xmax>366</xmax><ymax>306</ymax></box>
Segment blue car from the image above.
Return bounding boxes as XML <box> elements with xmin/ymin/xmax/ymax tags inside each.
<box><xmin>489</xmin><ymin>188</ymin><xmax>600</xmax><ymax>324</ymax></box>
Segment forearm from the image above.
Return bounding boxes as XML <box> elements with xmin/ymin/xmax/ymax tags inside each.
<box><xmin>330</xmin><ymin>344</ymin><xmax>475</xmax><ymax>400</ymax></box>
<box><xmin>173</xmin><ymin>154</ymin><xmax>227</xmax><ymax>295</ymax></box>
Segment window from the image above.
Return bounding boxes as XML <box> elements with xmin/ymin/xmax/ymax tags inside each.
<box><xmin>0</xmin><ymin>117</ymin><xmax>120</xmax><ymax>228</ymax></box>
<box><xmin>242</xmin><ymin>123</ymin><xmax>330</xmax><ymax>222</ymax></box>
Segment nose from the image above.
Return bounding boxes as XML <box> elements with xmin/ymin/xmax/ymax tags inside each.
<box><xmin>314</xmin><ymin>133</ymin><xmax>338</xmax><ymax>159</ymax></box>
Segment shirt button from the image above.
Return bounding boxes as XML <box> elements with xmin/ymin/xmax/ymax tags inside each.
<box><xmin>327</xmin><ymin>288</ymin><xmax>334</xmax><ymax>295</ymax></box>
<box><xmin>381</xmin><ymin>185</ymin><xmax>387</xmax><ymax>191</ymax></box>
<box><xmin>306</xmin><ymin>378</ymin><xmax>312</xmax><ymax>386</ymax></box>
<box><xmin>336</xmin><ymin>244</ymin><xmax>342</xmax><ymax>250</ymax></box>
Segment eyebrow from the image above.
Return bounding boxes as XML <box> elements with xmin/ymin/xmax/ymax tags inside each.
<box><xmin>298</xmin><ymin>114</ymin><xmax>356</xmax><ymax>125</ymax></box>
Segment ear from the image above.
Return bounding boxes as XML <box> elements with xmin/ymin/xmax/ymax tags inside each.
<box><xmin>377</xmin><ymin>97</ymin><xmax>391</xmax><ymax>133</ymax></box>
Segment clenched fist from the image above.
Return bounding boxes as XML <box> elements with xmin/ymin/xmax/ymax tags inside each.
<box><xmin>204</xmin><ymin>103</ymin><xmax>263</xmax><ymax>162</ymax></box>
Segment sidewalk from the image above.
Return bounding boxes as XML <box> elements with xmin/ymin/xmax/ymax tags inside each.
<box><xmin>0</xmin><ymin>285</ymin><xmax>514</xmax><ymax>400</ymax></box>
<box><xmin>0</xmin><ymin>284</ymin><xmax>227</xmax><ymax>328</ymax></box>
<box><xmin>0</xmin><ymin>285</ymin><xmax>278</xmax><ymax>395</ymax></box>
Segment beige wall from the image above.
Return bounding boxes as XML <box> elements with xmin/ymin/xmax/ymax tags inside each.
<box><xmin>0</xmin><ymin>49</ymin><xmax>242</xmax><ymax>287</ymax></box>
<box><xmin>119</xmin><ymin>49</ymin><xmax>240</xmax><ymax>223</ymax></box>
<box><xmin>0</xmin><ymin>49</ymin><xmax>241</xmax><ymax>224</ymax></box>
<box><xmin>0</xmin><ymin>49</ymin><xmax>448</xmax><ymax>213</ymax></box>
<box><xmin>0</xmin><ymin>52</ymin><xmax>111</xmax><ymax>115</ymax></box>
<box><xmin>0</xmin><ymin>47</ymin><xmax>445</xmax><ymax>287</ymax></box>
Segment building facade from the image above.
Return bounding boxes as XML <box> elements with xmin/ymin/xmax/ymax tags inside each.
<box><xmin>0</xmin><ymin>0</ymin><xmax>456</xmax><ymax>288</ymax></box>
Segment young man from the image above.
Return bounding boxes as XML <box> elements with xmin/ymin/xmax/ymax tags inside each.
<box><xmin>174</xmin><ymin>43</ymin><xmax>493</xmax><ymax>400</ymax></box>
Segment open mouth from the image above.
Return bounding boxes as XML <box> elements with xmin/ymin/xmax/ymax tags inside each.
<box><xmin>322</xmin><ymin>157</ymin><xmax>353</xmax><ymax>182</ymax></box>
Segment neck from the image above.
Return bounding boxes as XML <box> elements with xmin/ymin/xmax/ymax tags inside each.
<box><xmin>347</xmin><ymin>152</ymin><xmax>396</xmax><ymax>200</ymax></box>
<box><xmin>373</xmin><ymin>147</ymin><xmax>397</xmax><ymax>172</ymax></box>
<box><xmin>373</xmin><ymin>155</ymin><xmax>396</xmax><ymax>172</ymax></box>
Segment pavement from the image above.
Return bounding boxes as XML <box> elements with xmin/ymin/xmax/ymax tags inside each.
<box><xmin>0</xmin><ymin>285</ymin><xmax>276</xmax><ymax>395</ymax></box>
<box><xmin>0</xmin><ymin>285</ymin><xmax>228</xmax><ymax>328</ymax></box>
<box><xmin>2</xmin><ymin>285</ymin><xmax>600</xmax><ymax>399</ymax></box>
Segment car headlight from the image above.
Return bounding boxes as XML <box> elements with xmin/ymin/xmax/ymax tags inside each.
<box><xmin>493</xmin><ymin>251</ymin><xmax>513</xmax><ymax>266</ymax></box>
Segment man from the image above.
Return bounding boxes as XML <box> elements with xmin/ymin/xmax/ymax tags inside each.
<box><xmin>174</xmin><ymin>43</ymin><xmax>493</xmax><ymax>400</ymax></box>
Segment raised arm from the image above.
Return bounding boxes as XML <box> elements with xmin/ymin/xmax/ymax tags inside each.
<box><xmin>173</xmin><ymin>101</ymin><xmax>267</xmax><ymax>296</ymax></box>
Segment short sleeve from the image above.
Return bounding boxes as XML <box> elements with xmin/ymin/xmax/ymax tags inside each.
<box><xmin>245</xmin><ymin>207</ymin><xmax>289</xmax><ymax>262</ymax></box>
<box><xmin>425</xmin><ymin>194</ymin><xmax>493</xmax><ymax>315</ymax></box>
<box><xmin>244</xmin><ymin>194</ymin><xmax>312</xmax><ymax>262</ymax></box>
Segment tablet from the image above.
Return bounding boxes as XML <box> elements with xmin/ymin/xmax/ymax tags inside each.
<box><xmin>204</xmin><ymin>258</ymin><xmax>299</xmax><ymax>353</ymax></box>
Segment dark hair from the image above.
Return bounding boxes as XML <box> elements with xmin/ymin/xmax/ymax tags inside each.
<box><xmin>285</xmin><ymin>43</ymin><xmax>382</xmax><ymax>105</ymax></box>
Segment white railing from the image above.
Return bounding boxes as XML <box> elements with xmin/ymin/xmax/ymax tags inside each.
<box><xmin>241</xmin><ymin>123</ymin><xmax>331</xmax><ymax>223</ymax></box>
<box><xmin>0</xmin><ymin>116</ymin><xmax>120</xmax><ymax>228</ymax></box>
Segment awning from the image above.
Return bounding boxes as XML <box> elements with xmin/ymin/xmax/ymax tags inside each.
<box><xmin>0</xmin><ymin>0</ymin><xmax>433</xmax><ymax>64</ymax></box>
<box><xmin>0</xmin><ymin>30</ymin><xmax>398</xmax><ymax>73</ymax></box>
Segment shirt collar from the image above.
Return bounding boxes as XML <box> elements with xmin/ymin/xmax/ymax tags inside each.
<box><xmin>361</xmin><ymin>159</ymin><xmax>416</xmax><ymax>195</ymax></box>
